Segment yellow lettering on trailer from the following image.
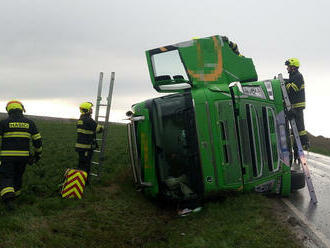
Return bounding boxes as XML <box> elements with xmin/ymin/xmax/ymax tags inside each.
<box><xmin>9</xmin><ymin>122</ymin><xmax>29</xmax><ymax>129</ymax></box>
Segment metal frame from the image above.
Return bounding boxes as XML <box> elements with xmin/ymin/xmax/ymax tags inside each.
<box><xmin>127</xmin><ymin>118</ymin><xmax>152</xmax><ymax>187</ymax></box>
<box><xmin>91</xmin><ymin>72</ymin><xmax>115</xmax><ymax>177</ymax></box>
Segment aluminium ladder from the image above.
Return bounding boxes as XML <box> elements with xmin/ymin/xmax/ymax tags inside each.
<box><xmin>90</xmin><ymin>72</ymin><xmax>115</xmax><ymax>177</ymax></box>
<box><xmin>278</xmin><ymin>73</ymin><xmax>317</xmax><ymax>204</ymax></box>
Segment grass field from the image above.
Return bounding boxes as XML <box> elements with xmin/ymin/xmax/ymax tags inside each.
<box><xmin>0</xmin><ymin>119</ymin><xmax>304</xmax><ymax>248</ymax></box>
<box><xmin>309</xmin><ymin>133</ymin><xmax>330</xmax><ymax>156</ymax></box>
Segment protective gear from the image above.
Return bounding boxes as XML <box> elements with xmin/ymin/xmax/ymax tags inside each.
<box><xmin>303</xmin><ymin>141</ymin><xmax>310</xmax><ymax>151</ymax></box>
<box><xmin>0</xmin><ymin>111</ymin><xmax>42</xmax><ymax>158</ymax></box>
<box><xmin>34</xmin><ymin>153</ymin><xmax>41</xmax><ymax>162</ymax></box>
<box><xmin>96</xmin><ymin>124</ymin><xmax>103</xmax><ymax>133</ymax></box>
<box><xmin>222</xmin><ymin>36</ymin><xmax>243</xmax><ymax>57</ymax></box>
<box><xmin>284</xmin><ymin>61</ymin><xmax>309</xmax><ymax>153</ymax></box>
<box><xmin>0</xmin><ymin>108</ymin><xmax>42</xmax><ymax>203</ymax></box>
<box><xmin>75</xmin><ymin>110</ymin><xmax>101</xmax><ymax>179</ymax></box>
<box><xmin>6</xmin><ymin>100</ymin><xmax>25</xmax><ymax>113</ymax></box>
<box><xmin>79</xmin><ymin>102</ymin><xmax>93</xmax><ymax>114</ymax></box>
<box><xmin>77</xmin><ymin>151</ymin><xmax>93</xmax><ymax>176</ymax></box>
<box><xmin>27</xmin><ymin>153</ymin><xmax>41</xmax><ymax>165</ymax></box>
<box><xmin>222</xmin><ymin>36</ymin><xmax>229</xmax><ymax>42</ymax></box>
<box><xmin>285</xmin><ymin>70</ymin><xmax>305</xmax><ymax>110</ymax></box>
<box><xmin>75</xmin><ymin>114</ymin><xmax>98</xmax><ymax>151</ymax></box>
<box><xmin>28</xmin><ymin>155</ymin><xmax>35</xmax><ymax>165</ymax></box>
<box><xmin>286</xmin><ymin>109</ymin><xmax>297</xmax><ymax>120</ymax></box>
<box><xmin>285</xmin><ymin>58</ymin><xmax>300</xmax><ymax>68</ymax></box>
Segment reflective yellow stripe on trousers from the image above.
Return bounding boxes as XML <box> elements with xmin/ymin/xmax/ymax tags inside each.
<box><xmin>292</xmin><ymin>102</ymin><xmax>305</xmax><ymax>108</ymax></box>
<box><xmin>75</xmin><ymin>143</ymin><xmax>92</xmax><ymax>149</ymax></box>
<box><xmin>1</xmin><ymin>187</ymin><xmax>15</xmax><ymax>197</ymax></box>
<box><xmin>0</xmin><ymin>150</ymin><xmax>30</xmax><ymax>156</ymax></box>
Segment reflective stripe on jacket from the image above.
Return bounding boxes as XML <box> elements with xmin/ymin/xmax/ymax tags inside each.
<box><xmin>75</xmin><ymin>114</ymin><xmax>97</xmax><ymax>151</ymax></box>
<box><xmin>285</xmin><ymin>70</ymin><xmax>306</xmax><ymax>110</ymax></box>
<box><xmin>0</xmin><ymin>111</ymin><xmax>42</xmax><ymax>158</ymax></box>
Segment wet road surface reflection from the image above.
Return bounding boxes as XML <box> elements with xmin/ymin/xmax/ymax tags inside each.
<box><xmin>288</xmin><ymin>152</ymin><xmax>330</xmax><ymax>241</ymax></box>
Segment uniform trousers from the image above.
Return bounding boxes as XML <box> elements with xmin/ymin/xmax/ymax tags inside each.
<box><xmin>0</xmin><ymin>158</ymin><xmax>27</xmax><ymax>201</ymax></box>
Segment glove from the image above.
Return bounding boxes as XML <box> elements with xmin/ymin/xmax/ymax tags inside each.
<box><xmin>28</xmin><ymin>155</ymin><xmax>35</xmax><ymax>165</ymax></box>
<box><xmin>34</xmin><ymin>153</ymin><xmax>41</xmax><ymax>163</ymax></box>
<box><xmin>96</xmin><ymin>124</ymin><xmax>103</xmax><ymax>133</ymax></box>
<box><xmin>92</xmin><ymin>140</ymin><xmax>99</xmax><ymax>149</ymax></box>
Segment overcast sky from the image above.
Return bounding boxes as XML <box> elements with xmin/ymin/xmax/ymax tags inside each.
<box><xmin>0</xmin><ymin>0</ymin><xmax>329</xmax><ymax>137</ymax></box>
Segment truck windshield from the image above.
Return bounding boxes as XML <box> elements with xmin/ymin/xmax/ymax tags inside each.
<box><xmin>151</xmin><ymin>50</ymin><xmax>189</xmax><ymax>81</ymax></box>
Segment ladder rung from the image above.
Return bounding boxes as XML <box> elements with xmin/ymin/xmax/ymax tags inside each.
<box><xmin>94</xmin><ymin>150</ymin><xmax>101</xmax><ymax>153</ymax></box>
<box><xmin>96</xmin><ymin>138</ymin><xmax>103</xmax><ymax>141</ymax></box>
<box><xmin>98</xmin><ymin>104</ymin><xmax>108</xmax><ymax>107</ymax></box>
<box><xmin>97</xmin><ymin>115</ymin><xmax>107</xmax><ymax>118</ymax></box>
<box><xmin>90</xmin><ymin>173</ymin><xmax>98</xmax><ymax>177</ymax></box>
<box><xmin>92</xmin><ymin>162</ymin><xmax>99</xmax><ymax>165</ymax></box>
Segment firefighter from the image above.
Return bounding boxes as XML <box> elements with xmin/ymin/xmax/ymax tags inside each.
<box><xmin>284</xmin><ymin>58</ymin><xmax>310</xmax><ymax>159</ymax></box>
<box><xmin>75</xmin><ymin>102</ymin><xmax>103</xmax><ymax>180</ymax></box>
<box><xmin>0</xmin><ymin>100</ymin><xmax>42</xmax><ymax>210</ymax></box>
<box><xmin>222</xmin><ymin>36</ymin><xmax>243</xmax><ymax>57</ymax></box>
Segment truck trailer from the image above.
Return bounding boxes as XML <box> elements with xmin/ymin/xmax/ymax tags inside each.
<box><xmin>127</xmin><ymin>35</ymin><xmax>305</xmax><ymax>203</ymax></box>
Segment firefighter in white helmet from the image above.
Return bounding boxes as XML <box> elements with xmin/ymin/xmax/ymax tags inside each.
<box><xmin>75</xmin><ymin>102</ymin><xmax>103</xmax><ymax>180</ymax></box>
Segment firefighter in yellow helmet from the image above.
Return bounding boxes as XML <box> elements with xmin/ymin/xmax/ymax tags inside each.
<box><xmin>284</xmin><ymin>58</ymin><xmax>310</xmax><ymax>161</ymax></box>
<box><xmin>75</xmin><ymin>102</ymin><xmax>103</xmax><ymax>180</ymax></box>
<box><xmin>0</xmin><ymin>100</ymin><xmax>42</xmax><ymax>210</ymax></box>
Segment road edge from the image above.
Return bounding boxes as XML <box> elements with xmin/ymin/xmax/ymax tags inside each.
<box><xmin>282</xmin><ymin>198</ymin><xmax>330</xmax><ymax>248</ymax></box>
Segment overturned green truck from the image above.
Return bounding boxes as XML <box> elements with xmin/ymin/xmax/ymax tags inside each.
<box><xmin>127</xmin><ymin>35</ymin><xmax>305</xmax><ymax>202</ymax></box>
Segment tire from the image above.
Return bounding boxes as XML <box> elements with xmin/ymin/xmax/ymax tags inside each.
<box><xmin>291</xmin><ymin>170</ymin><xmax>305</xmax><ymax>191</ymax></box>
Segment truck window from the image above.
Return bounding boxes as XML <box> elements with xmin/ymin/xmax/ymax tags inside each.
<box><xmin>151</xmin><ymin>50</ymin><xmax>189</xmax><ymax>81</ymax></box>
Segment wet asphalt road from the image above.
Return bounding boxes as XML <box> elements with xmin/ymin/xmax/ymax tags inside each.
<box><xmin>288</xmin><ymin>152</ymin><xmax>330</xmax><ymax>242</ymax></box>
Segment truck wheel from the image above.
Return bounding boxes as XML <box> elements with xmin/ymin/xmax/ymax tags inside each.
<box><xmin>291</xmin><ymin>170</ymin><xmax>305</xmax><ymax>191</ymax></box>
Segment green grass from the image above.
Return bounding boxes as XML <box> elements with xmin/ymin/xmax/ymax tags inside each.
<box><xmin>308</xmin><ymin>133</ymin><xmax>330</xmax><ymax>156</ymax></box>
<box><xmin>0</xmin><ymin>120</ymin><xmax>303</xmax><ymax>248</ymax></box>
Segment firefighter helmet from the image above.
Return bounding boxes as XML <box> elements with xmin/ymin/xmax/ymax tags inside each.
<box><xmin>285</xmin><ymin>58</ymin><xmax>300</xmax><ymax>68</ymax></box>
<box><xmin>6</xmin><ymin>100</ymin><xmax>25</xmax><ymax>113</ymax></box>
<box><xmin>79</xmin><ymin>102</ymin><xmax>93</xmax><ymax>114</ymax></box>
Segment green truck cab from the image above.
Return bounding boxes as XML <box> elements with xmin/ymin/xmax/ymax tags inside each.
<box><xmin>127</xmin><ymin>35</ymin><xmax>303</xmax><ymax>202</ymax></box>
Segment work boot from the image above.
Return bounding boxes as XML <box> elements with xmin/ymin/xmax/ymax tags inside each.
<box><xmin>2</xmin><ymin>191</ymin><xmax>16</xmax><ymax>211</ymax></box>
<box><xmin>303</xmin><ymin>141</ymin><xmax>311</xmax><ymax>151</ymax></box>
<box><xmin>3</xmin><ymin>199</ymin><xmax>16</xmax><ymax>211</ymax></box>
